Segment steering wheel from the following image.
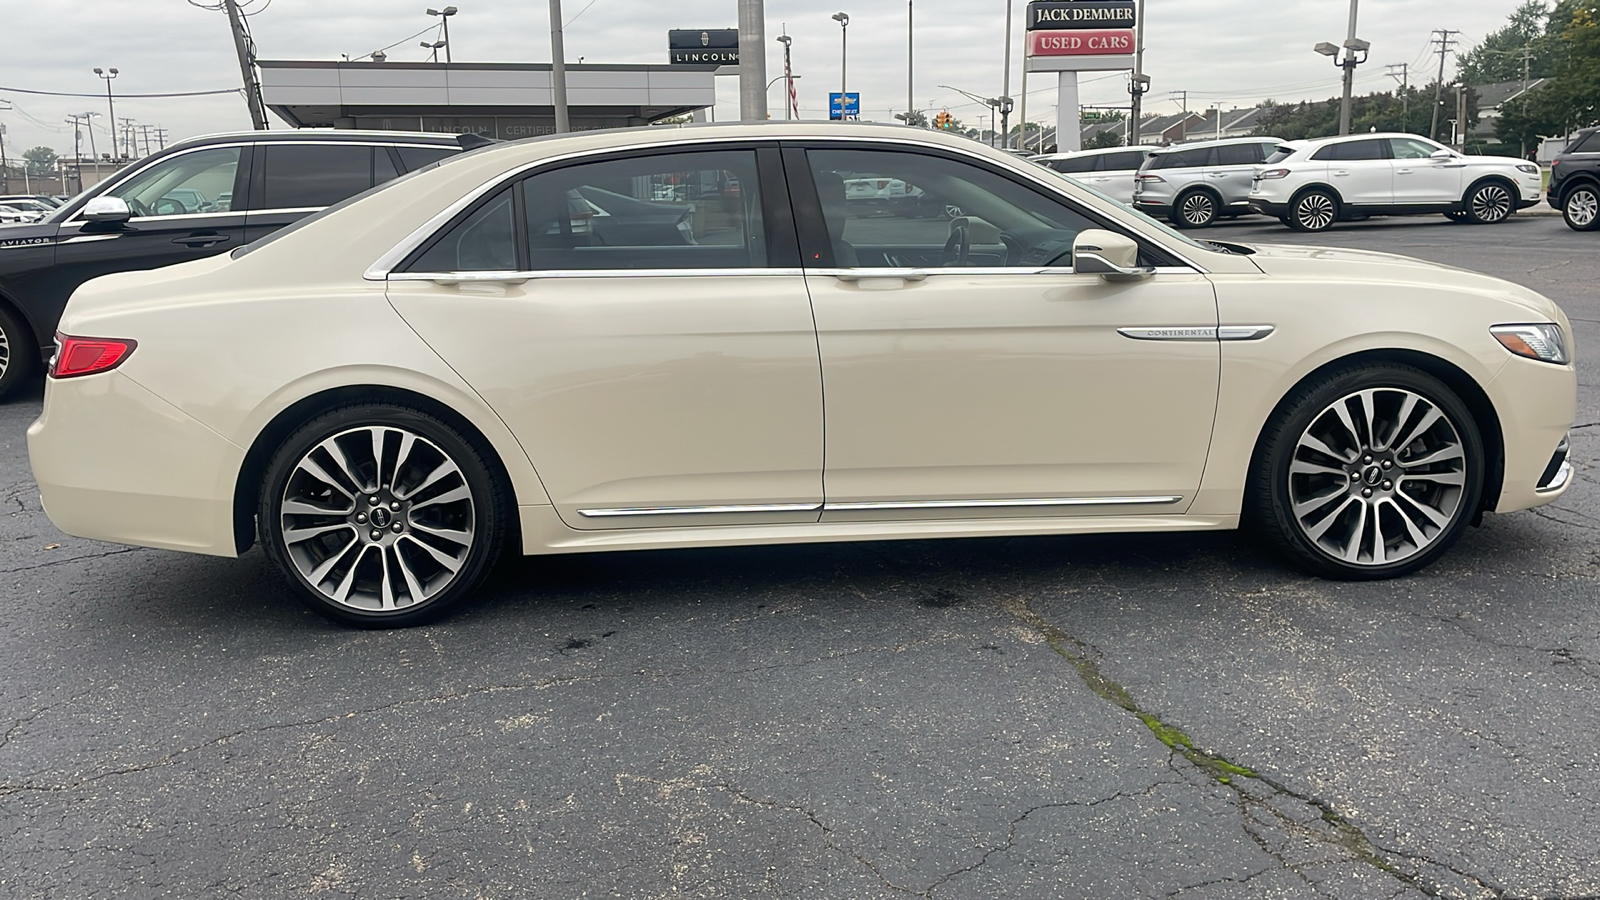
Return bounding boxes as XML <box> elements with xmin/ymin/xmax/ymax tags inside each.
<box><xmin>124</xmin><ymin>198</ymin><xmax>154</xmax><ymax>218</ymax></box>
<box><xmin>940</xmin><ymin>223</ymin><xmax>970</xmax><ymax>267</ymax></box>
<box><xmin>154</xmin><ymin>197</ymin><xmax>188</xmax><ymax>216</ymax></box>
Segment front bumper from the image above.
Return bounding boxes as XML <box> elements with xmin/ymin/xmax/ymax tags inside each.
<box><xmin>1487</xmin><ymin>354</ymin><xmax>1578</xmax><ymax>513</ymax></box>
<box><xmin>27</xmin><ymin>371</ymin><xmax>245</xmax><ymax>557</ymax></box>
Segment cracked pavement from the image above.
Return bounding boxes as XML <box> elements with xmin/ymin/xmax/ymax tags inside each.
<box><xmin>2</xmin><ymin>215</ymin><xmax>1598</xmax><ymax>898</ymax></box>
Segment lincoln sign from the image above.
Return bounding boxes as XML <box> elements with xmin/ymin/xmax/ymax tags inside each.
<box><xmin>668</xmin><ymin>29</ymin><xmax>739</xmax><ymax>66</ymax></box>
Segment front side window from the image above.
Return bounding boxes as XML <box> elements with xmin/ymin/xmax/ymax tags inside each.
<box><xmin>260</xmin><ymin>144</ymin><xmax>374</xmax><ymax>209</ymax></box>
<box><xmin>1151</xmin><ymin>147</ymin><xmax>1212</xmax><ymax>170</ymax></box>
<box><xmin>806</xmin><ymin>147</ymin><xmax>1102</xmax><ymax>269</ymax></box>
<box><xmin>105</xmin><ymin>146</ymin><xmax>241</xmax><ymax>217</ymax></box>
<box><xmin>1389</xmin><ymin>137</ymin><xmax>1442</xmax><ymax>159</ymax></box>
<box><xmin>522</xmin><ymin>150</ymin><xmax>766</xmax><ymax>270</ymax></box>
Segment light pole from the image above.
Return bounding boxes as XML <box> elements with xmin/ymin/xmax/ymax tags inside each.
<box><xmin>93</xmin><ymin>67</ymin><xmax>118</xmax><ymax>161</ymax></box>
<box><xmin>766</xmin><ymin>73</ymin><xmax>802</xmax><ymax>118</ymax></box>
<box><xmin>1129</xmin><ymin>0</ymin><xmax>1148</xmax><ymax>144</ymax></box>
<box><xmin>737</xmin><ymin>0</ymin><xmax>768</xmax><ymax>121</ymax></box>
<box><xmin>1000</xmin><ymin>0</ymin><xmax>1015</xmax><ymax>148</ymax></box>
<box><xmin>776</xmin><ymin>31</ymin><xmax>796</xmax><ymax>120</ymax></box>
<box><xmin>832</xmin><ymin>12</ymin><xmax>849</xmax><ymax>112</ymax></box>
<box><xmin>907</xmin><ymin>2</ymin><xmax>914</xmax><ymax>128</ymax></box>
<box><xmin>1313</xmin><ymin>0</ymin><xmax>1367</xmax><ymax>136</ymax></box>
<box><xmin>940</xmin><ymin>83</ymin><xmax>999</xmax><ymax>143</ymax></box>
<box><xmin>549</xmin><ymin>0</ymin><xmax>569</xmax><ymax>133</ymax></box>
<box><xmin>421</xmin><ymin>39</ymin><xmax>446</xmax><ymax>62</ymax></box>
<box><xmin>426</xmin><ymin>6</ymin><xmax>457</xmax><ymax>62</ymax></box>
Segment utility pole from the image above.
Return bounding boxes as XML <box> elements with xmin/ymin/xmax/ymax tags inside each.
<box><xmin>83</xmin><ymin>113</ymin><xmax>102</xmax><ymax>185</ymax></box>
<box><xmin>1174</xmin><ymin>90</ymin><xmax>1188</xmax><ymax>141</ymax></box>
<box><xmin>549</xmin><ymin>0</ymin><xmax>570</xmax><ymax>132</ymax></box>
<box><xmin>222</xmin><ymin>0</ymin><xmax>270</xmax><ymax>129</ymax></box>
<box><xmin>1386</xmin><ymin>62</ymin><xmax>1409</xmax><ymax>131</ymax></box>
<box><xmin>154</xmin><ymin>127</ymin><xmax>168</xmax><ymax>150</ymax></box>
<box><xmin>1000</xmin><ymin>0</ymin><xmax>1014</xmax><ymax>148</ymax></box>
<box><xmin>118</xmin><ymin>118</ymin><xmax>137</xmax><ymax>159</ymax></box>
<box><xmin>907</xmin><ymin>2</ymin><xmax>914</xmax><ymax>127</ymax></box>
<box><xmin>1455</xmin><ymin>82</ymin><xmax>1467</xmax><ymax>151</ymax></box>
<box><xmin>65</xmin><ymin>115</ymin><xmax>87</xmax><ymax>193</ymax></box>
<box><xmin>1429</xmin><ymin>29</ymin><xmax>1460</xmax><ymax>144</ymax></box>
<box><xmin>94</xmin><ymin>68</ymin><xmax>119</xmax><ymax>160</ymax></box>
<box><xmin>1129</xmin><ymin>0</ymin><xmax>1148</xmax><ymax>144</ymax></box>
<box><xmin>1515</xmin><ymin>46</ymin><xmax>1534</xmax><ymax>96</ymax></box>
<box><xmin>737</xmin><ymin>0</ymin><xmax>768</xmax><ymax>120</ymax></box>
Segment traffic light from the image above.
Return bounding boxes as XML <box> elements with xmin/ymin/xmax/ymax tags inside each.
<box><xmin>935</xmin><ymin>110</ymin><xmax>953</xmax><ymax>130</ymax></box>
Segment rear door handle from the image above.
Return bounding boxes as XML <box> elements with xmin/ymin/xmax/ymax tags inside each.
<box><xmin>174</xmin><ymin>233</ymin><xmax>230</xmax><ymax>248</ymax></box>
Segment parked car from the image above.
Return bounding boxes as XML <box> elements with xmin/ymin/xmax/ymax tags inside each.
<box><xmin>1248</xmin><ymin>133</ymin><xmax>1542</xmax><ymax>232</ymax></box>
<box><xmin>1547</xmin><ymin>126</ymin><xmax>1600</xmax><ymax>231</ymax></box>
<box><xmin>0</xmin><ymin>129</ymin><xmax>487</xmax><ymax>397</ymax></box>
<box><xmin>28</xmin><ymin>122</ymin><xmax>1575</xmax><ymax>627</ymax></box>
<box><xmin>1033</xmin><ymin>146</ymin><xmax>1153</xmax><ymax>205</ymax></box>
<box><xmin>1131</xmin><ymin>137</ymin><xmax>1284</xmax><ymax>227</ymax></box>
<box><xmin>0</xmin><ymin>204</ymin><xmax>38</xmax><ymax>225</ymax></box>
<box><xmin>0</xmin><ymin>194</ymin><xmax>64</xmax><ymax>211</ymax></box>
<box><xmin>0</xmin><ymin>197</ymin><xmax>57</xmax><ymax>219</ymax></box>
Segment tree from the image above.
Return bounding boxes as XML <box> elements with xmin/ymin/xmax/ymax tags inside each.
<box><xmin>1457</xmin><ymin>0</ymin><xmax>1555</xmax><ymax>84</ymax></box>
<box><xmin>896</xmin><ymin>110</ymin><xmax>930</xmax><ymax>127</ymax></box>
<box><xmin>1251</xmin><ymin>86</ymin><xmax>1464</xmax><ymax>141</ymax></box>
<box><xmin>1493</xmin><ymin>0</ymin><xmax>1600</xmax><ymax>146</ymax></box>
<box><xmin>23</xmin><ymin>146</ymin><xmax>58</xmax><ymax>177</ymax></box>
<box><xmin>1084</xmin><ymin>130</ymin><xmax>1124</xmax><ymax>149</ymax></box>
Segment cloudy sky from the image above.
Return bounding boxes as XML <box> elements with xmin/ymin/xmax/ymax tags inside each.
<box><xmin>0</xmin><ymin>0</ymin><xmax>1521</xmax><ymax>157</ymax></box>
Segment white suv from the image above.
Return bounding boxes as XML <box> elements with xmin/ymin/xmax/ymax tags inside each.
<box><xmin>1249</xmin><ymin>133</ymin><xmax>1542</xmax><ymax>231</ymax></box>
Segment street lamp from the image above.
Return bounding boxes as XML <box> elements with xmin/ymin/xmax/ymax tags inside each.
<box><xmin>776</xmin><ymin>32</ymin><xmax>795</xmax><ymax>120</ymax></box>
<box><xmin>93</xmin><ymin>67</ymin><xmax>118</xmax><ymax>161</ymax></box>
<box><xmin>1314</xmin><ymin>0</ymin><xmax>1367</xmax><ymax>135</ymax></box>
<box><xmin>426</xmin><ymin>6</ymin><xmax>457</xmax><ymax>63</ymax></box>
<box><xmin>832</xmin><ymin>12</ymin><xmax>849</xmax><ymax>107</ymax></box>
<box><xmin>421</xmin><ymin>39</ymin><xmax>447</xmax><ymax>62</ymax></box>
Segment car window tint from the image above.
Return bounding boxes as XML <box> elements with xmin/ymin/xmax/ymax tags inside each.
<box><xmin>1103</xmin><ymin>151</ymin><xmax>1148</xmax><ymax>171</ymax></box>
<box><xmin>261</xmin><ymin>144</ymin><xmax>373</xmax><ymax>209</ymax></box>
<box><xmin>397</xmin><ymin>146</ymin><xmax>458</xmax><ymax>171</ymax></box>
<box><xmin>806</xmin><ymin>147</ymin><xmax>1100</xmax><ymax>269</ymax></box>
<box><xmin>1318</xmin><ymin>139</ymin><xmax>1386</xmax><ymax>161</ymax></box>
<box><xmin>1389</xmin><ymin>138</ymin><xmax>1439</xmax><ymax>159</ymax></box>
<box><xmin>1047</xmin><ymin>156</ymin><xmax>1098</xmax><ymax>174</ymax></box>
<box><xmin>1214</xmin><ymin>143</ymin><xmax>1258</xmax><ymax>166</ymax></box>
<box><xmin>407</xmin><ymin>188</ymin><xmax>517</xmax><ymax>272</ymax></box>
<box><xmin>522</xmin><ymin>150</ymin><xmax>765</xmax><ymax>270</ymax></box>
<box><xmin>1151</xmin><ymin>147</ymin><xmax>1211</xmax><ymax>170</ymax></box>
<box><xmin>105</xmin><ymin>146</ymin><xmax>241</xmax><ymax>217</ymax></box>
<box><xmin>1264</xmin><ymin>146</ymin><xmax>1295</xmax><ymax>164</ymax></box>
<box><xmin>374</xmin><ymin>147</ymin><xmax>400</xmax><ymax>184</ymax></box>
<box><xmin>1566</xmin><ymin>132</ymin><xmax>1597</xmax><ymax>153</ymax></box>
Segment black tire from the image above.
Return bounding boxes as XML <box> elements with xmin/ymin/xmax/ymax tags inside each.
<box><xmin>1287</xmin><ymin>189</ymin><xmax>1338</xmax><ymax>232</ymax></box>
<box><xmin>258</xmin><ymin>403</ymin><xmax>510</xmax><ymax>627</ymax></box>
<box><xmin>1463</xmin><ymin>179</ymin><xmax>1515</xmax><ymax>224</ymax></box>
<box><xmin>1170</xmin><ymin>189</ymin><xmax>1218</xmax><ymax>228</ymax></box>
<box><xmin>1562</xmin><ymin>183</ymin><xmax>1600</xmax><ymax>231</ymax></box>
<box><xmin>1245</xmin><ymin>363</ymin><xmax>1485</xmax><ymax>580</ymax></box>
<box><xmin>1277</xmin><ymin>216</ymin><xmax>1294</xmax><ymax>228</ymax></box>
<box><xmin>0</xmin><ymin>303</ymin><xmax>38</xmax><ymax>400</ymax></box>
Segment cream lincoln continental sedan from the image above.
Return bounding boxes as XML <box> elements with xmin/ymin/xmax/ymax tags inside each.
<box><xmin>27</xmin><ymin>123</ymin><xmax>1575</xmax><ymax>626</ymax></box>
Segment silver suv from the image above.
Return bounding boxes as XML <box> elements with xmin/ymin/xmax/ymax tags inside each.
<box><xmin>1132</xmin><ymin>136</ymin><xmax>1283</xmax><ymax>227</ymax></box>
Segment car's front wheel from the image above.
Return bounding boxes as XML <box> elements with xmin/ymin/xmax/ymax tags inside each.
<box><xmin>0</xmin><ymin>304</ymin><xmax>37</xmax><ymax>400</ymax></box>
<box><xmin>1562</xmin><ymin>184</ymin><xmax>1600</xmax><ymax>231</ymax></box>
<box><xmin>1248</xmin><ymin>364</ymin><xmax>1484</xmax><ymax>579</ymax></box>
<box><xmin>1287</xmin><ymin>189</ymin><xmax>1338</xmax><ymax>232</ymax></box>
<box><xmin>1171</xmin><ymin>189</ymin><xmax>1218</xmax><ymax>228</ymax></box>
<box><xmin>259</xmin><ymin>404</ymin><xmax>509</xmax><ymax>627</ymax></box>
<box><xmin>1464</xmin><ymin>180</ymin><xmax>1515</xmax><ymax>224</ymax></box>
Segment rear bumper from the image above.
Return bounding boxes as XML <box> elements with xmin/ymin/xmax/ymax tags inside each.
<box><xmin>1247</xmin><ymin>199</ymin><xmax>1292</xmax><ymax>217</ymax></box>
<box><xmin>1132</xmin><ymin>199</ymin><xmax>1173</xmax><ymax>218</ymax></box>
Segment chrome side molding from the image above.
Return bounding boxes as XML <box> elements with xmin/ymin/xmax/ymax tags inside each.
<box><xmin>1118</xmin><ymin>325</ymin><xmax>1275</xmax><ymax>342</ymax></box>
<box><xmin>576</xmin><ymin>495</ymin><xmax>1183</xmax><ymax>518</ymax></box>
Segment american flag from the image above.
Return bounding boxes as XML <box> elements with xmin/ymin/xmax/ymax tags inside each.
<box><xmin>786</xmin><ymin>57</ymin><xmax>798</xmax><ymax>119</ymax></box>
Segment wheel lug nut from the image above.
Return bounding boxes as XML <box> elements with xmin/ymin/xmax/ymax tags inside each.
<box><xmin>370</xmin><ymin>529</ymin><xmax>382</xmax><ymax>541</ymax></box>
<box><xmin>1381</xmin><ymin>460</ymin><xmax>1393</xmax><ymax>469</ymax></box>
<box><xmin>1363</xmin><ymin>455</ymin><xmax>1372</xmax><ymax>464</ymax></box>
<box><xmin>1383</xmin><ymin>481</ymin><xmax>1392</xmax><ymax>490</ymax></box>
<box><xmin>356</xmin><ymin>514</ymin><xmax>367</xmax><ymax>524</ymax></box>
<box><xmin>390</xmin><ymin>502</ymin><xmax>400</xmax><ymax>511</ymax></box>
<box><xmin>392</xmin><ymin>523</ymin><xmax>403</xmax><ymax>533</ymax></box>
<box><xmin>369</xmin><ymin>496</ymin><xmax>381</xmax><ymax>506</ymax></box>
<box><xmin>1362</xmin><ymin>488</ymin><xmax>1372</xmax><ymax>498</ymax></box>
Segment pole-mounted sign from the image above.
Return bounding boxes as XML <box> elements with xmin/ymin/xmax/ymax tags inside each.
<box><xmin>668</xmin><ymin>29</ymin><xmax>740</xmax><ymax>65</ymax></box>
<box><xmin>1027</xmin><ymin>1</ymin><xmax>1135</xmax><ymax>30</ymax></box>
<box><xmin>829</xmin><ymin>92</ymin><xmax>861</xmax><ymax>120</ymax></box>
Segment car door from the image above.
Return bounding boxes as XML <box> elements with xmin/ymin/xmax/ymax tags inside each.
<box><xmin>242</xmin><ymin>142</ymin><xmax>410</xmax><ymax>244</ymax></box>
<box><xmin>791</xmin><ymin>144</ymin><xmax>1220</xmax><ymax>521</ymax></box>
<box><xmin>1389</xmin><ymin>136</ymin><xmax>1463</xmax><ymax>205</ymax></box>
<box><xmin>47</xmin><ymin>144</ymin><xmax>250</xmax><ymax>321</ymax></box>
<box><xmin>384</xmin><ymin>145</ymin><xmax>826</xmax><ymax>529</ymax></box>
<box><xmin>1318</xmin><ymin>138</ymin><xmax>1393</xmax><ymax>206</ymax></box>
<box><xmin>1095</xmin><ymin>150</ymin><xmax>1148</xmax><ymax>204</ymax></box>
<box><xmin>1206</xmin><ymin>142</ymin><xmax>1263</xmax><ymax>211</ymax></box>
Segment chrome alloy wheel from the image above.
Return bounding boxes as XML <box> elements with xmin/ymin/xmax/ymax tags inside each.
<box><xmin>1470</xmin><ymin>183</ymin><xmax>1512</xmax><ymax>223</ymax></box>
<box><xmin>1180</xmin><ymin>192</ymin><xmax>1216</xmax><ymax>226</ymax></box>
<box><xmin>1295</xmin><ymin>193</ymin><xmax>1336</xmax><ymax>230</ymax></box>
<box><xmin>1287</xmin><ymin>388</ymin><xmax>1467</xmax><ymax>566</ymax></box>
<box><xmin>279</xmin><ymin>425</ymin><xmax>475</xmax><ymax>611</ymax></box>
<box><xmin>0</xmin><ymin>323</ymin><xmax>10</xmax><ymax>382</ymax></box>
<box><xmin>1566</xmin><ymin>187</ymin><xmax>1599</xmax><ymax>228</ymax></box>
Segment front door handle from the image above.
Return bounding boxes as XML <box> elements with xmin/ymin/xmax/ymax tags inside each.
<box><xmin>174</xmin><ymin>233</ymin><xmax>230</xmax><ymax>248</ymax></box>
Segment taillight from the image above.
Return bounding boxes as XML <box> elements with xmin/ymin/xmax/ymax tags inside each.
<box><xmin>1135</xmin><ymin>174</ymin><xmax>1165</xmax><ymax>183</ymax></box>
<box><xmin>1257</xmin><ymin>168</ymin><xmax>1290</xmax><ymax>179</ymax></box>
<box><xmin>50</xmin><ymin>333</ymin><xmax>137</xmax><ymax>379</ymax></box>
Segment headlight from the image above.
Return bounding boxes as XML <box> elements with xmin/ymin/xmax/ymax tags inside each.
<box><xmin>1491</xmin><ymin>324</ymin><xmax>1569</xmax><ymax>365</ymax></box>
<box><xmin>1516</xmin><ymin>164</ymin><xmax>1539</xmax><ymax>174</ymax></box>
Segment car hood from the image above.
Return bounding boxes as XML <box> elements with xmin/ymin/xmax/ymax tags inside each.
<box><xmin>1234</xmin><ymin>242</ymin><xmax>1565</xmax><ymax>321</ymax></box>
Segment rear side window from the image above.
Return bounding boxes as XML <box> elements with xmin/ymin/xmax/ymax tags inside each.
<box><xmin>1047</xmin><ymin>156</ymin><xmax>1099</xmax><ymax>174</ymax></box>
<box><xmin>1102</xmin><ymin>151</ymin><xmax>1148</xmax><ymax>171</ymax></box>
<box><xmin>1149</xmin><ymin>147</ymin><xmax>1212</xmax><ymax>170</ymax></box>
<box><xmin>407</xmin><ymin>188</ymin><xmax>517</xmax><ymax>272</ymax></box>
<box><xmin>260</xmin><ymin>144</ymin><xmax>373</xmax><ymax>209</ymax></box>
<box><xmin>1312</xmin><ymin>139</ymin><xmax>1388</xmax><ymax>161</ymax></box>
<box><xmin>1264</xmin><ymin>146</ymin><xmax>1295</xmax><ymax>164</ymax></box>
<box><xmin>1567</xmin><ymin>132</ymin><xmax>1598</xmax><ymax>153</ymax></box>
<box><xmin>397</xmin><ymin>146</ymin><xmax>458</xmax><ymax>171</ymax></box>
<box><xmin>1214</xmin><ymin>143</ymin><xmax>1261</xmax><ymax>166</ymax></box>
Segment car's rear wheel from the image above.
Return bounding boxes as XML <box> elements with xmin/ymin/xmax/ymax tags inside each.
<box><xmin>1171</xmin><ymin>189</ymin><xmax>1218</xmax><ymax>228</ymax></box>
<box><xmin>1464</xmin><ymin>180</ymin><xmax>1514</xmax><ymax>224</ymax></box>
<box><xmin>259</xmin><ymin>404</ymin><xmax>509</xmax><ymax>627</ymax></box>
<box><xmin>1288</xmin><ymin>189</ymin><xmax>1338</xmax><ymax>232</ymax></box>
<box><xmin>1562</xmin><ymin>184</ymin><xmax>1600</xmax><ymax>231</ymax></box>
<box><xmin>1247</xmin><ymin>364</ymin><xmax>1484</xmax><ymax>579</ymax></box>
<box><xmin>0</xmin><ymin>304</ymin><xmax>37</xmax><ymax>400</ymax></box>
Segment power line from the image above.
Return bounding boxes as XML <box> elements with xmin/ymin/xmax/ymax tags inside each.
<box><xmin>0</xmin><ymin>85</ymin><xmax>240</xmax><ymax>98</ymax></box>
<box><xmin>1429</xmin><ymin>28</ymin><xmax>1461</xmax><ymax>142</ymax></box>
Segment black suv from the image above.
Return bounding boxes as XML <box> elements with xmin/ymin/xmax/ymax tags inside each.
<box><xmin>0</xmin><ymin>129</ymin><xmax>486</xmax><ymax>397</ymax></box>
<box><xmin>1548</xmin><ymin>126</ymin><xmax>1600</xmax><ymax>232</ymax></box>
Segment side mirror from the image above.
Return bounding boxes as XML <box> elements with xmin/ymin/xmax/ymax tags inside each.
<box><xmin>1072</xmin><ymin>228</ymin><xmax>1154</xmax><ymax>281</ymax></box>
<box><xmin>1430</xmin><ymin>149</ymin><xmax>1455</xmax><ymax>162</ymax></box>
<box><xmin>82</xmin><ymin>196</ymin><xmax>132</xmax><ymax>223</ymax></box>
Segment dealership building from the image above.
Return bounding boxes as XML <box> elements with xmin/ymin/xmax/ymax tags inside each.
<box><xmin>256</xmin><ymin>60</ymin><xmax>718</xmax><ymax>138</ymax></box>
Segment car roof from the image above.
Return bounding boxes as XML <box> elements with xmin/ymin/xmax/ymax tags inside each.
<box><xmin>1036</xmin><ymin>146</ymin><xmax>1150</xmax><ymax>160</ymax></box>
<box><xmin>1293</xmin><ymin>132</ymin><xmax>1434</xmax><ymax>147</ymax></box>
<box><xmin>161</xmin><ymin>129</ymin><xmax>484</xmax><ymax>153</ymax></box>
<box><xmin>1150</xmin><ymin>135</ymin><xmax>1281</xmax><ymax>154</ymax></box>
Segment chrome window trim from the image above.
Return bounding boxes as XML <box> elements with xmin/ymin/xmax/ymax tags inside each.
<box><xmin>366</xmin><ymin>132</ymin><xmax>1216</xmax><ymax>282</ymax></box>
<box><xmin>390</xmin><ymin>268</ymin><xmax>806</xmax><ymax>282</ymax></box>
<box><xmin>824</xmin><ymin>496</ymin><xmax>1183</xmax><ymax>511</ymax></box>
<box><xmin>578</xmin><ymin>503</ymin><xmax>822</xmax><ymax>518</ymax></box>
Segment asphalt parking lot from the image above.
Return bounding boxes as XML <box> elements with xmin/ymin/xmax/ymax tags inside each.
<box><xmin>2</xmin><ymin>211</ymin><xmax>1596</xmax><ymax>899</ymax></box>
